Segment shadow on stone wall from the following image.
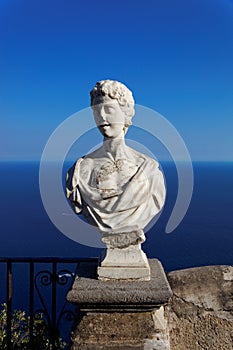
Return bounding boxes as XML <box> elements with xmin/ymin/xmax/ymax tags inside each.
<box><xmin>167</xmin><ymin>265</ymin><xmax>233</xmax><ymax>350</ymax></box>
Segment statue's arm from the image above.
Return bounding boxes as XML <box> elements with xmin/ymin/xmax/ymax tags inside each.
<box><xmin>66</xmin><ymin>159</ymin><xmax>83</xmax><ymax>214</ymax></box>
<box><xmin>151</xmin><ymin>163</ymin><xmax>166</xmax><ymax>211</ymax></box>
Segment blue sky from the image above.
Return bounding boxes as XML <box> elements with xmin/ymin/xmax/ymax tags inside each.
<box><xmin>1</xmin><ymin>0</ymin><xmax>233</xmax><ymax>161</ymax></box>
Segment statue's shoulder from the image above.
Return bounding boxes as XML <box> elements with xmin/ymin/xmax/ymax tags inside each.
<box><xmin>129</xmin><ymin>148</ymin><xmax>159</xmax><ymax>169</ymax></box>
<box><xmin>68</xmin><ymin>146</ymin><xmax>105</xmax><ymax>178</ymax></box>
<box><xmin>66</xmin><ymin>157</ymin><xmax>84</xmax><ymax>180</ymax></box>
<box><xmin>81</xmin><ymin>146</ymin><xmax>105</xmax><ymax>166</ymax></box>
<box><xmin>84</xmin><ymin>146</ymin><xmax>103</xmax><ymax>160</ymax></box>
<box><xmin>79</xmin><ymin>146</ymin><xmax>106</xmax><ymax>175</ymax></box>
<box><xmin>73</xmin><ymin>156</ymin><xmax>93</xmax><ymax>177</ymax></box>
<box><xmin>72</xmin><ymin>149</ymin><xmax>98</xmax><ymax>167</ymax></box>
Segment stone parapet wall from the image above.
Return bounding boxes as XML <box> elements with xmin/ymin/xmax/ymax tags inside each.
<box><xmin>67</xmin><ymin>262</ymin><xmax>233</xmax><ymax>349</ymax></box>
<box><xmin>167</xmin><ymin>265</ymin><xmax>233</xmax><ymax>350</ymax></box>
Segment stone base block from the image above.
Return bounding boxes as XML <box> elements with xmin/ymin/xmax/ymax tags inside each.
<box><xmin>71</xmin><ymin>306</ymin><xmax>170</xmax><ymax>350</ymax></box>
<box><xmin>98</xmin><ymin>266</ymin><xmax>150</xmax><ymax>281</ymax></box>
<box><xmin>67</xmin><ymin>259</ymin><xmax>172</xmax><ymax>349</ymax></box>
<box><xmin>98</xmin><ymin>246</ymin><xmax>150</xmax><ymax>280</ymax></box>
<box><xmin>67</xmin><ymin>259</ymin><xmax>172</xmax><ymax>307</ymax></box>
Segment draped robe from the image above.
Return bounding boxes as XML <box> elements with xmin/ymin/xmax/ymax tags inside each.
<box><xmin>66</xmin><ymin>144</ymin><xmax>166</xmax><ymax>239</ymax></box>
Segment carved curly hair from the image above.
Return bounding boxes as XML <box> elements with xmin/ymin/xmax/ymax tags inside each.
<box><xmin>90</xmin><ymin>80</ymin><xmax>135</xmax><ymax>126</ymax></box>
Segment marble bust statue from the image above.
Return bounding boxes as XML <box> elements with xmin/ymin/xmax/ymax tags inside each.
<box><xmin>66</xmin><ymin>80</ymin><xmax>166</xmax><ymax>280</ymax></box>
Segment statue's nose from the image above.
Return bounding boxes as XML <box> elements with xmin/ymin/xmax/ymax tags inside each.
<box><xmin>99</xmin><ymin>106</ymin><xmax>107</xmax><ymax>119</ymax></box>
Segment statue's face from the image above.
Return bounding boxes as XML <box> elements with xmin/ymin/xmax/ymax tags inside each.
<box><xmin>92</xmin><ymin>95</ymin><xmax>126</xmax><ymax>139</ymax></box>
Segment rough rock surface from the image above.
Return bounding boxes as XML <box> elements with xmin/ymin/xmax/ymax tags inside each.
<box><xmin>167</xmin><ymin>265</ymin><xmax>233</xmax><ymax>350</ymax></box>
<box><xmin>67</xmin><ymin>259</ymin><xmax>172</xmax><ymax>307</ymax></box>
<box><xmin>72</xmin><ymin>311</ymin><xmax>158</xmax><ymax>349</ymax></box>
<box><xmin>67</xmin><ymin>263</ymin><xmax>233</xmax><ymax>349</ymax></box>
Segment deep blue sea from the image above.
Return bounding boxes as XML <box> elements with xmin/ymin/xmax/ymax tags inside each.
<box><xmin>0</xmin><ymin>161</ymin><xmax>232</xmax><ymax>344</ymax></box>
<box><xmin>1</xmin><ymin>161</ymin><xmax>232</xmax><ymax>268</ymax></box>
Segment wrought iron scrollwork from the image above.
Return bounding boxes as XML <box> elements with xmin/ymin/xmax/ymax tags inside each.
<box><xmin>56</xmin><ymin>269</ymin><xmax>76</xmax><ymax>337</ymax></box>
<box><xmin>0</xmin><ymin>257</ymin><xmax>98</xmax><ymax>350</ymax></box>
<box><xmin>57</xmin><ymin>269</ymin><xmax>75</xmax><ymax>285</ymax></box>
<box><xmin>34</xmin><ymin>270</ymin><xmax>53</xmax><ymax>332</ymax></box>
<box><xmin>34</xmin><ymin>265</ymin><xmax>77</xmax><ymax>349</ymax></box>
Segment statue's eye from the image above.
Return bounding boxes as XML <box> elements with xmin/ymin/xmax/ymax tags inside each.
<box><xmin>104</xmin><ymin>105</ymin><xmax>115</xmax><ymax>114</ymax></box>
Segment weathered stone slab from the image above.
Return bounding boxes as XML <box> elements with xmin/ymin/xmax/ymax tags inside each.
<box><xmin>67</xmin><ymin>259</ymin><xmax>172</xmax><ymax>309</ymax></box>
<box><xmin>71</xmin><ymin>307</ymin><xmax>170</xmax><ymax>350</ymax></box>
<box><xmin>167</xmin><ymin>265</ymin><xmax>233</xmax><ymax>350</ymax></box>
<box><xmin>167</xmin><ymin>265</ymin><xmax>233</xmax><ymax>313</ymax></box>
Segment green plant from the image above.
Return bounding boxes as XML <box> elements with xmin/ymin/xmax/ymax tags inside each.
<box><xmin>0</xmin><ymin>303</ymin><xmax>66</xmax><ymax>349</ymax></box>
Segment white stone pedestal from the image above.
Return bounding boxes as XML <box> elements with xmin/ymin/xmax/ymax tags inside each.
<box><xmin>98</xmin><ymin>244</ymin><xmax>150</xmax><ymax>281</ymax></box>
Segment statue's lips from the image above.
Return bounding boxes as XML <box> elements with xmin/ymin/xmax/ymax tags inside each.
<box><xmin>99</xmin><ymin>123</ymin><xmax>110</xmax><ymax>127</ymax></box>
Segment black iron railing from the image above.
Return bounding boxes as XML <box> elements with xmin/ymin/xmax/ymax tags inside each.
<box><xmin>0</xmin><ymin>257</ymin><xmax>98</xmax><ymax>350</ymax></box>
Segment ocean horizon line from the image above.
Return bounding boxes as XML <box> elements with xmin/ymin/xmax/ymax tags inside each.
<box><xmin>1</xmin><ymin>159</ymin><xmax>233</xmax><ymax>164</ymax></box>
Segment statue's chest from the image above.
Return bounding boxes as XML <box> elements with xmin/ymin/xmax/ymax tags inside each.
<box><xmin>95</xmin><ymin>159</ymin><xmax>138</xmax><ymax>189</ymax></box>
<box><xmin>80</xmin><ymin>158</ymin><xmax>139</xmax><ymax>199</ymax></box>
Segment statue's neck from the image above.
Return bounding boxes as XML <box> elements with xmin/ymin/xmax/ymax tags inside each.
<box><xmin>103</xmin><ymin>137</ymin><xmax>127</xmax><ymax>160</ymax></box>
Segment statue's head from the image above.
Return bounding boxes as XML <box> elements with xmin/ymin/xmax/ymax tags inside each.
<box><xmin>90</xmin><ymin>80</ymin><xmax>135</xmax><ymax>135</ymax></box>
